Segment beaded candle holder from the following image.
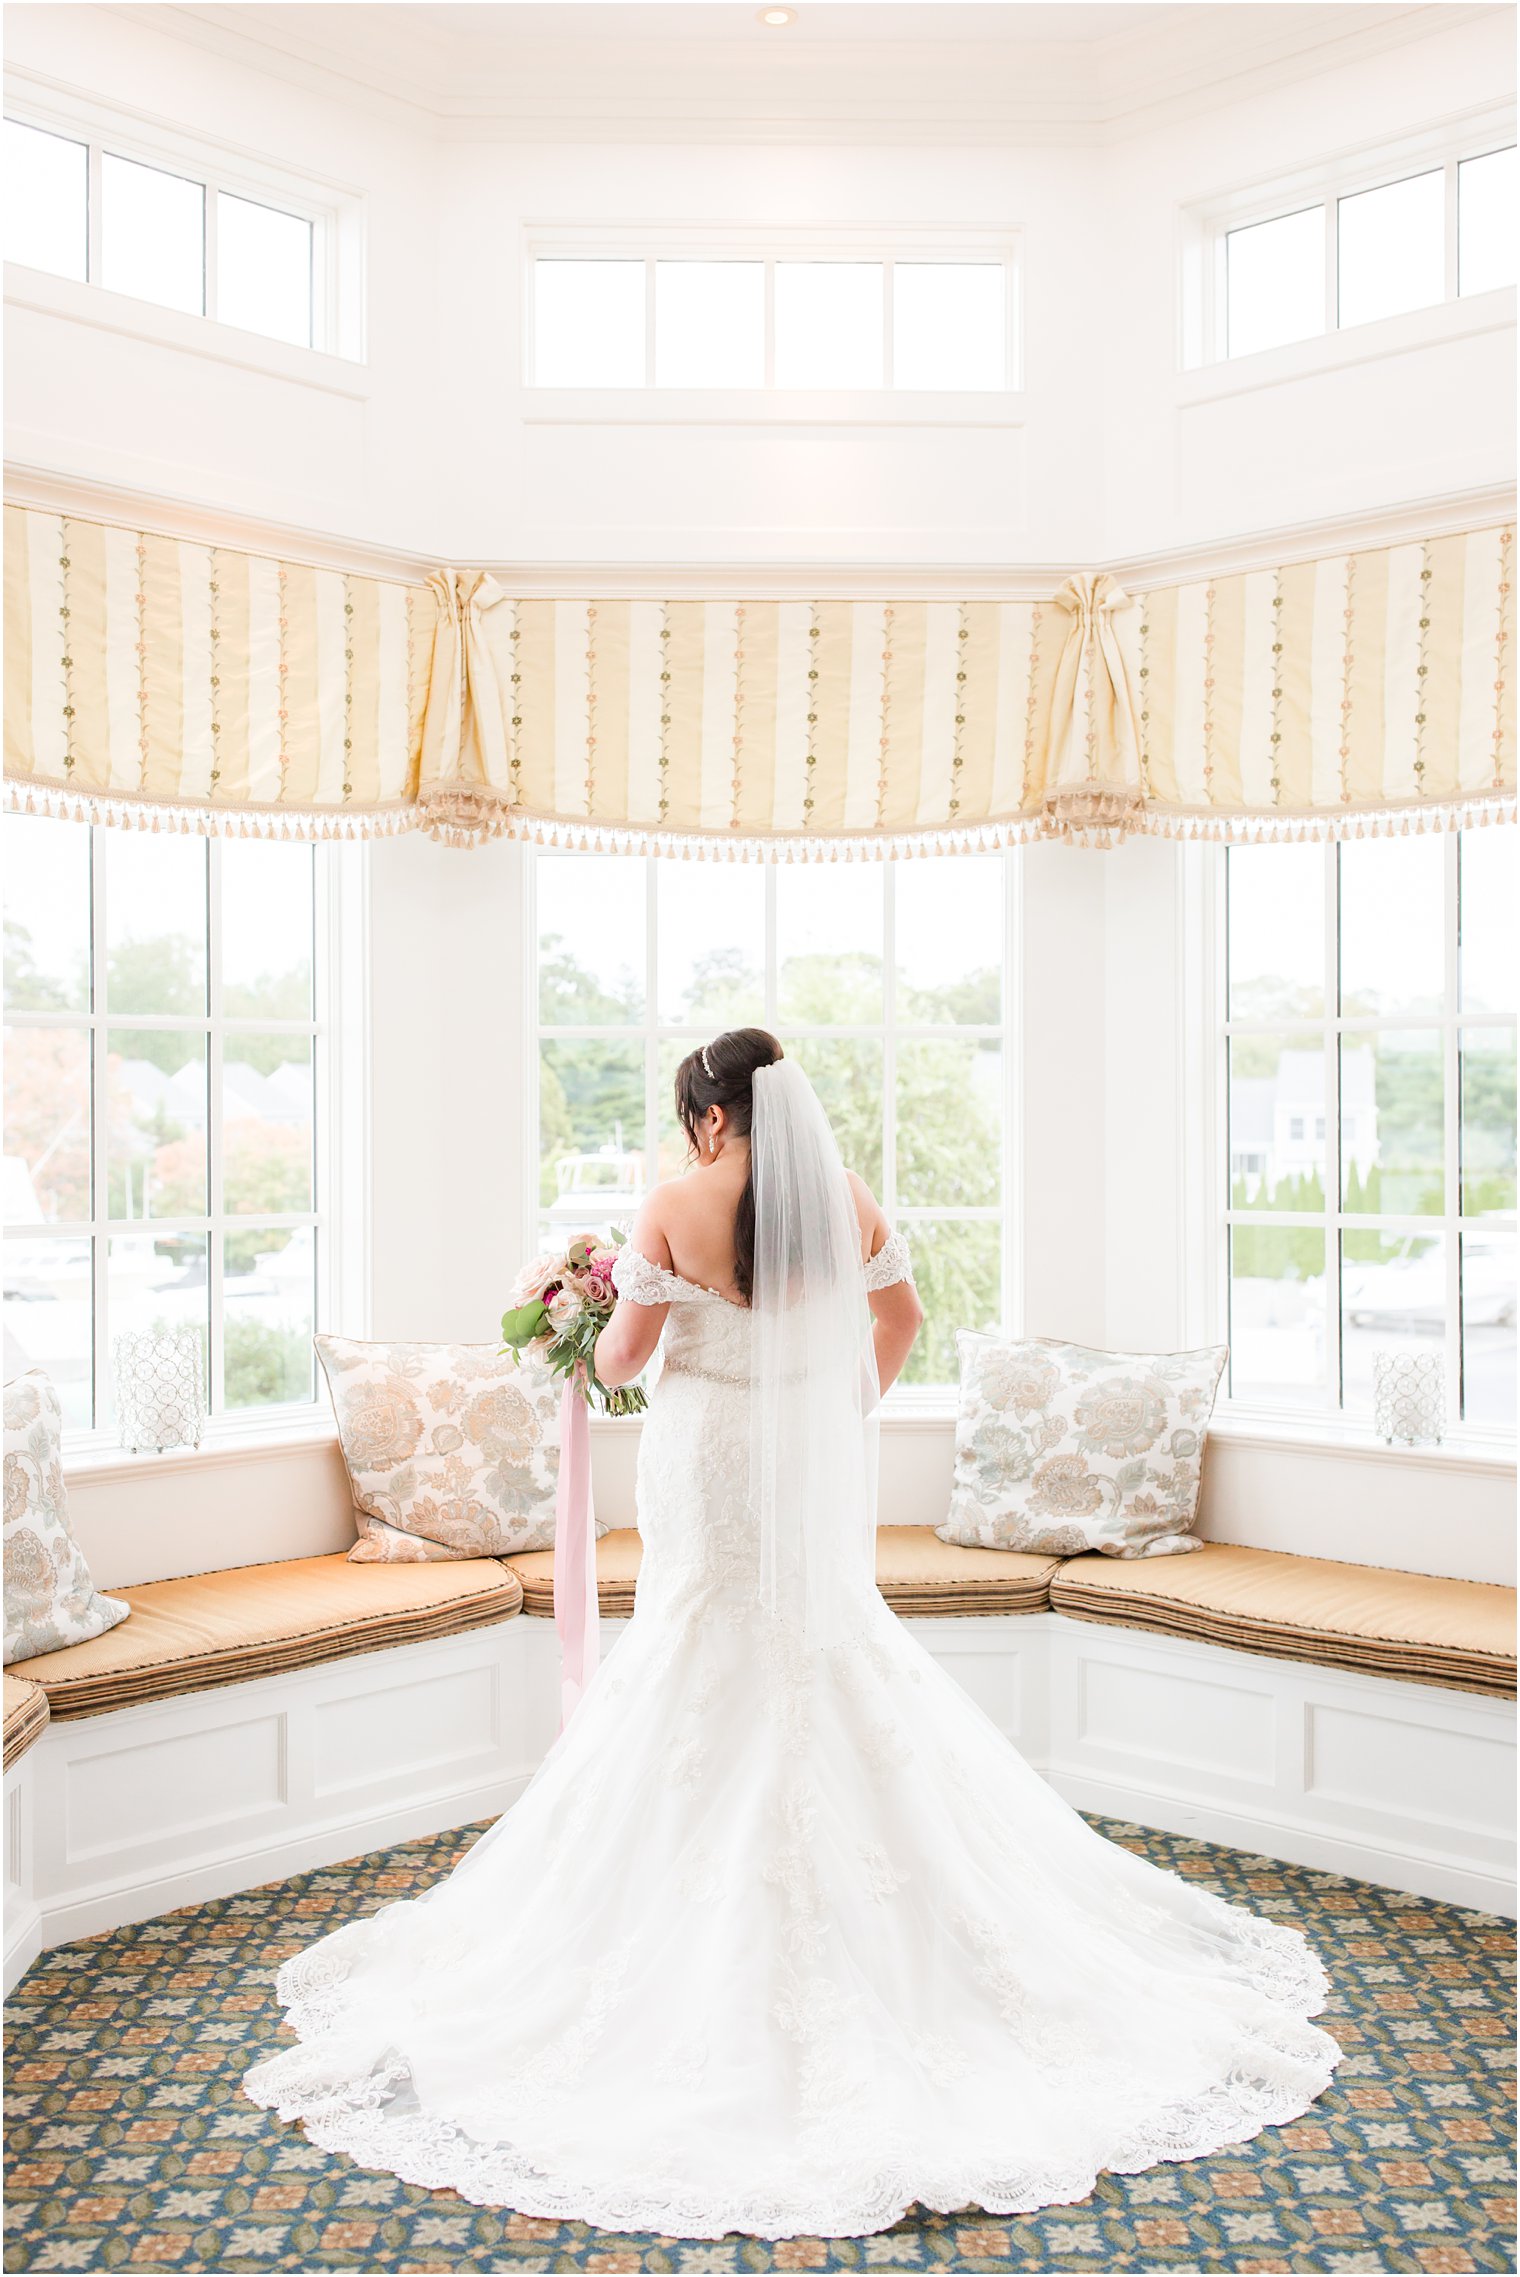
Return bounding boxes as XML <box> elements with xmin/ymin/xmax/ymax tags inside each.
<box><xmin>113</xmin><ymin>1324</ymin><xmax>207</xmax><ymax>1454</ymax></box>
<box><xmin>1372</xmin><ymin>1346</ymin><xmax>1445</xmax><ymax>1446</ymax></box>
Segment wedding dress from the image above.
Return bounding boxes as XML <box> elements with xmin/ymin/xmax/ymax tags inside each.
<box><xmin>243</xmin><ymin>1072</ymin><xmax>1342</xmax><ymax>2240</ymax></box>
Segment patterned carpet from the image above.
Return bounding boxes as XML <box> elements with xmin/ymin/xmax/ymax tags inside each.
<box><xmin>4</xmin><ymin>1818</ymin><xmax>1514</xmax><ymax>2275</ymax></box>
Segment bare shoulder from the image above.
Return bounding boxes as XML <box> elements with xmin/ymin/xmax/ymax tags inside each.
<box><xmin>844</xmin><ymin>1168</ymin><xmax>889</xmax><ymax>1260</ymax></box>
<box><xmin>625</xmin><ymin>1187</ymin><xmax>677</xmax><ymax>1270</ymax></box>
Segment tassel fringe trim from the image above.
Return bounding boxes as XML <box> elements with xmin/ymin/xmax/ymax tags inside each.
<box><xmin>4</xmin><ymin>779</ymin><xmax>420</xmax><ymax>841</ymax></box>
<box><xmin>6</xmin><ymin>775</ymin><xmax>1515</xmax><ymax>855</ymax></box>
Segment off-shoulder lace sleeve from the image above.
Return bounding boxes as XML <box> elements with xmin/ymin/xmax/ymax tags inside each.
<box><xmin>611</xmin><ymin>1247</ymin><xmax>682</xmax><ymax>1307</ymax></box>
<box><xmin>863</xmin><ymin>1228</ymin><xmax>914</xmax><ymax>1292</ymax></box>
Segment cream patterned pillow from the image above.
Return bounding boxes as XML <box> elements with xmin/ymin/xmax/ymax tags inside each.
<box><xmin>937</xmin><ymin>1332</ymin><xmax>1227</xmax><ymax>1560</ymax></box>
<box><xmin>317</xmin><ymin>1337</ymin><xmax>600</xmax><ymax>1563</ymax></box>
<box><xmin>5</xmin><ymin>1371</ymin><xmax>130</xmax><ymax>1663</ymax></box>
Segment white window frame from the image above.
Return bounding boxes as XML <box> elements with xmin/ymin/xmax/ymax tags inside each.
<box><xmin>1187</xmin><ymin>836</ymin><xmax>1516</xmax><ymax>1454</ymax></box>
<box><xmin>520</xmin><ymin>220</ymin><xmax>1024</xmax><ymax>423</ymax></box>
<box><xmin>524</xmin><ymin>848</ymin><xmax>1024</xmax><ymax>1412</ymax></box>
<box><xmin>3</xmin><ymin>75</ymin><xmax>366</xmax><ymax>373</ymax></box>
<box><xmin>3</xmin><ymin>827</ymin><xmax>370</xmax><ymax>1461</ymax></box>
<box><xmin>1179</xmin><ymin>103</ymin><xmax>1516</xmax><ymax>372</ymax></box>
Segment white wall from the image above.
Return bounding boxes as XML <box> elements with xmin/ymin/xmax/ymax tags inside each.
<box><xmin>437</xmin><ymin>135</ymin><xmax>1106</xmax><ymax>564</ymax></box>
<box><xmin>1100</xmin><ymin>7</ymin><xmax>1515</xmax><ymax>557</ymax></box>
<box><xmin>4</xmin><ymin>5</ymin><xmax>444</xmax><ymax>551</ymax></box>
<box><xmin>367</xmin><ymin>834</ymin><xmax>529</xmax><ymax>1343</ymax></box>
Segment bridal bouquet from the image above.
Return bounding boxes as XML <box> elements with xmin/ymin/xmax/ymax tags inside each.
<box><xmin>501</xmin><ymin>1231</ymin><xmax>648</xmax><ymax>1418</ymax></box>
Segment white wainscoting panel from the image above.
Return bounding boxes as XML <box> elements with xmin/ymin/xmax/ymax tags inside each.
<box><xmin>4</xmin><ymin>1752</ymin><xmax>43</xmax><ymax>1992</ymax></box>
<box><xmin>314</xmin><ymin>1663</ymin><xmax>500</xmax><ymax>1801</ymax></box>
<box><xmin>22</xmin><ymin>1623</ymin><xmax>544</xmax><ymax>1963</ymax></box>
<box><xmin>8</xmin><ymin>1606</ymin><xmax>1514</xmax><ymax>1991</ymax></box>
<box><xmin>66</xmin><ymin>1711</ymin><xmax>287</xmax><ymax>1863</ymax></box>
<box><xmin>1037</xmin><ymin>1618</ymin><xmax>1515</xmax><ymax>1919</ymax></box>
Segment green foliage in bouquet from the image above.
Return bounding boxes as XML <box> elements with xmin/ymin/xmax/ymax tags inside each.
<box><xmin>501</xmin><ymin>1228</ymin><xmax>648</xmax><ymax>1418</ymax></box>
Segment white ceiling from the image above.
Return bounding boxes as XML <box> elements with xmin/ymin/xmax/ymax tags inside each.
<box><xmin>106</xmin><ymin>2</ymin><xmax>1494</xmax><ymax>139</ymax></box>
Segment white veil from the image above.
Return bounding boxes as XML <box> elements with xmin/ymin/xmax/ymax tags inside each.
<box><xmin>748</xmin><ymin>1059</ymin><xmax>880</xmax><ymax>1646</ymax></box>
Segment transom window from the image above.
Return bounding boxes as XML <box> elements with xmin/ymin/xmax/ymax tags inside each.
<box><xmin>4</xmin><ymin>113</ymin><xmax>328</xmax><ymax>350</ymax></box>
<box><xmin>531</xmin><ymin>850</ymin><xmax>1016</xmax><ymax>1389</ymax></box>
<box><xmin>529</xmin><ymin>247</ymin><xmax>1016</xmax><ymax>391</ymax></box>
<box><xmin>1202</xmin><ymin>137</ymin><xmax>1516</xmax><ymax>361</ymax></box>
<box><xmin>3</xmin><ymin>816</ymin><xmax>330</xmax><ymax>1437</ymax></box>
<box><xmin>1222</xmin><ymin>829</ymin><xmax>1516</xmax><ymax>1433</ymax></box>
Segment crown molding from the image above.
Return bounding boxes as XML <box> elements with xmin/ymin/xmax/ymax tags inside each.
<box><xmin>96</xmin><ymin>3</ymin><xmax>1498</xmax><ymax>148</ymax></box>
<box><xmin>7</xmin><ymin>461</ymin><xmax>1513</xmax><ymax>597</ymax></box>
<box><xmin>2</xmin><ymin>462</ymin><xmax>434</xmax><ymax>583</ymax></box>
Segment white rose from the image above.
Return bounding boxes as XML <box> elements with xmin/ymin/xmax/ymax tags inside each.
<box><xmin>547</xmin><ymin>1286</ymin><xmax>584</xmax><ymax>1330</ymax></box>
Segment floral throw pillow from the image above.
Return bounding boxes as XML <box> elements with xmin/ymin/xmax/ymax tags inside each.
<box><xmin>5</xmin><ymin>1371</ymin><xmax>131</xmax><ymax>1663</ymax></box>
<box><xmin>317</xmin><ymin>1337</ymin><xmax>603</xmax><ymax>1563</ymax></box>
<box><xmin>937</xmin><ymin>1332</ymin><xmax>1228</xmax><ymax>1560</ymax></box>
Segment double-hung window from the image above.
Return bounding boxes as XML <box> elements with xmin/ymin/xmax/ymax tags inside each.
<box><xmin>1222</xmin><ymin>827</ymin><xmax>1516</xmax><ymax>1434</ymax></box>
<box><xmin>530</xmin><ymin>849</ymin><xmax>1018</xmax><ymax>1391</ymax></box>
<box><xmin>3</xmin><ymin>815</ymin><xmax>338</xmax><ymax>1442</ymax></box>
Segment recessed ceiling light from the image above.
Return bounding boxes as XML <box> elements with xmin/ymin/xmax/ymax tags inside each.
<box><xmin>758</xmin><ymin>7</ymin><xmax>796</xmax><ymax>24</ymax></box>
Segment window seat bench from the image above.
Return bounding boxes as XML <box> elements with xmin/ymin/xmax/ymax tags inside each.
<box><xmin>505</xmin><ymin>1528</ymin><xmax>1517</xmax><ymax>1701</ymax></box>
<box><xmin>1051</xmin><ymin>1544</ymin><xmax>1515</xmax><ymax>1700</ymax></box>
<box><xmin>8</xmin><ymin>1555</ymin><xmax>523</xmax><ymax>1721</ymax></box>
<box><xmin>503</xmin><ymin>1526</ymin><xmax>1062</xmax><ymax>1621</ymax></box>
<box><xmin>3</xmin><ymin>1529</ymin><xmax>1513</xmax><ymax>1990</ymax></box>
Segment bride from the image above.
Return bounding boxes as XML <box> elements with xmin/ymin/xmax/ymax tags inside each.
<box><xmin>243</xmin><ymin>1028</ymin><xmax>1342</xmax><ymax>2239</ymax></box>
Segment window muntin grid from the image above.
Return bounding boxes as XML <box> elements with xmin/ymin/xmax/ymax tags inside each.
<box><xmin>2</xmin><ymin>816</ymin><xmax>329</xmax><ymax>1438</ymax></box>
<box><xmin>1222</xmin><ymin>830</ymin><xmax>1517</xmax><ymax>1431</ymax></box>
<box><xmin>529</xmin><ymin>849</ymin><xmax>1018</xmax><ymax>1392</ymax></box>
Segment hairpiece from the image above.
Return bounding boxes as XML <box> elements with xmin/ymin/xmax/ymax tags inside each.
<box><xmin>701</xmin><ymin>1045</ymin><xmax>715</xmax><ymax>1079</ymax></box>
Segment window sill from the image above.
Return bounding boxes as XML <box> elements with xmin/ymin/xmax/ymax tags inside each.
<box><xmin>1209</xmin><ymin>1407</ymin><xmax>1516</xmax><ymax>1475</ymax></box>
<box><xmin>1178</xmin><ymin>283</ymin><xmax>1515</xmax><ymax>398</ymax></box>
<box><xmin>64</xmin><ymin>1410</ymin><xmax>340</xmax><ymax>1484</ymax></box>
<box><xmin>5</xmin><ymin>264</ymin><xmax>371</xmax><ymax>399</ymax></box>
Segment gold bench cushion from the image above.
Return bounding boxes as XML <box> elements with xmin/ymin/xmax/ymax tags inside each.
<box><xmin>1051</xmin><ymin>1542</ymin><xmax>1516</xmax><ymax>1699</ymax></box>
<box><xmin>506</xmin><ymin>1530</ymin><xmax>643</xmax><ymax>1619</ymax></box>
<box><xmin>874</xmin><ymin>1528</ymin><xmax>1061</xmax><ymax>1614</ymax></box>
<box><xmin>3</xmin><ymin>1673</ymin><xmax>48</xmax><ymax>1770</ymax></box>
<box><xmin>504</xmin><ymin>1527</ymin><xmax>1061</xmax><ymax>1620</ymax></box>
<box><xmin>10</xmin><ymin>1554</ymin><xmax>523</xmax><ymax>1721</ymax></box>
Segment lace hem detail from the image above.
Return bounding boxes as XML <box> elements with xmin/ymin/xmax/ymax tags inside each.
<box><xmin>243</xmin><ymin>1910</ymin><xmax>1341</xmax><ymax>2240</ymax></box>
<box><xmin>863</xmin><ymin>1229</ymin><xmax>913</xmax><ymax>1293</ymax></box>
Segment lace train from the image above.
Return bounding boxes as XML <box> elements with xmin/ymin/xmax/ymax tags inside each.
<box><xmin>247</xmin><ymin>1866</ymin><xmax>1338</xmax><ymax>2238</ymax></box>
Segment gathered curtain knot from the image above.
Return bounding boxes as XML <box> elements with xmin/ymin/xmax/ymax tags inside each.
<box><xmin>1052</xmin><ymin>571</ymin><xmax>1133</xmax><ymax>633</ymax></box>
<box><xmin>427</xmin><ymin>567</ymin><xmax>510</xmax><ymax>625</ymax></box>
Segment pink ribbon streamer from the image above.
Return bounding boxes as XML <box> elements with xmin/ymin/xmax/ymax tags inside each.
<box><xmin>553</xmin><ymin>1369</ymin><xmax>599</xmax><ymax>1731</ymax></box>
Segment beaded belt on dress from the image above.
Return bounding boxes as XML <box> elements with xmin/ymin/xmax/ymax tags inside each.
<box><xmin>659</xmin><ymin>1358</ymin><xmax>806</xmax><ymax>1387</ymax></box>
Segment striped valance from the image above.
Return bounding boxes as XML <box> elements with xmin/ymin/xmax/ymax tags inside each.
<box><xmin>3</xmin><ymin>505</ymin><xmax>434</xmax><ymax>838</ymax></box>
<box><xmin>5</xmin><ymin>504</ymin><xmax>1514</xmax><ymax>852</ymax></box>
